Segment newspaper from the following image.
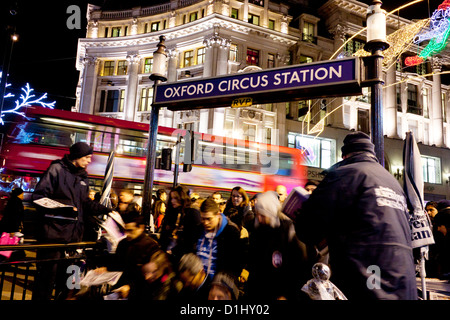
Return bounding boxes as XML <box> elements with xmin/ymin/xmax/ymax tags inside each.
<box><xmin>34</xmin><ymin>197</ymin><xmax>74</xmax><ymax>209</ymax></box>
<box><xmin>80</xmin><ymin>270</ymin><xmax>123</xmax><ymax>287</ymax></box>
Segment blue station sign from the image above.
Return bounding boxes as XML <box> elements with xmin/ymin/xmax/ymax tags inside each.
<box><xmin>153</xmin><ymin>57</ymin><xmax>361</xmax><ymax>111</ymax></box>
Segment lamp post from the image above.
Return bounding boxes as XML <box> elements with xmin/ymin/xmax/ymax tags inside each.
<box><xmin>364</xmin><ymin>0</ymin><xmax>389</xmax><ymax>167</ymax></box>
<box><xmin>142</xmin><ymin>35</ymin><xmax>167</xmax><ymax>230</ymax></box>
<box><xmin>0</xmin><ymin>30</ymin><xmax>19</xmax><ymax>117</ymax></box>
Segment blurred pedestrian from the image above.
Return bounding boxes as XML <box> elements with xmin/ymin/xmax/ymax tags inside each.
<box><xmin>224</xmin><ymin>186</ymin><xmax>254</xmax><ymax>232</ymax></box>
<box><xmin>118</xmin><ymin>189</ymin><xmax>141</xmax><ymax>218</ymax></box>
<box><xmin>295</xmin><ymin>132</ymin><xmax>417</xmax><ymax>300</ymax></box>
<box><xmin>432</xmin><ymin>209</ymin><xmax>450</xmax><ymax>279</ymax></box>
<box><xmin>153</xmin><ymin>199</ymin><xmax>166</xmax><ymax>232</ymax></box>
<box><xmin>211</xmin><ymin>191</ymin><xmax>223</xmax><ymax>204</ymax></box>
<box><xmin>208</xmin><ymin>272</ymin><xmax>239</xmax><ymax>300</ymax></box>
<box><xmin>140</xmin><ymin>250</ymin><xmax>182</xmax><ymax>300</ymax></box>
<box><xmin>177</xmin><ymin>253</ymin><xmax>211</xmax><ymax>300</ymax></box>
<box><xmin>246</xmin><ymin>191</ymin><xmax>309</xmax><ymax>301</ymax></box>
<box><xmin>193</xmin><ymin>198</ymin><xmax>243</xmax><ymax>280</ymax></box>
<box><xmin>158</xmin><ymin>185</ymin><xmax>201</xmax><ymax>261</ymax></box>
<box><xmin>304</xmin><ymin>180</ymin><xmax>319</xmax><ymax>194</ymax></box>
<box><xmin>0</xmin><ymin>188</ymin><xmax>24</xmax><ymax>234</ymax></box>
<box><xmin>275</xmin><ymin>185</ymin><xmax>288</xmax><ymax>204</ymax></box>
<box><xmin>425</xmin><ymin>201</ymin><xmax>439</xmax><ymax>223</ymax></box>
<box><xmin>32</xmin><ymin>141</ymin><xmax>114</xmax><ymax>300</ymax></box>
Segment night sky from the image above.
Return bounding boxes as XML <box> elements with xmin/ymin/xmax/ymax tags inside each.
<box><xmin>0</xmin><ymin>0</ymin><xmax>445</xmax><ymax>111</ymax></box>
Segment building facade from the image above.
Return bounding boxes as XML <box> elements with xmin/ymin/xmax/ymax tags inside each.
<box><xmin>75</xmin><ymin>0</ymin><xmax>450</xmax><ymax>200</ymax></box>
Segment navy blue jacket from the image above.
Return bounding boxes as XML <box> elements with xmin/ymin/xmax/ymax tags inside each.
<box><xmin>295</xmin><ymin>153</ymin><xmax>417</xmax><ymax>300</ymax></box>
<box><xmin>33</xmin><ymin>155</ymin><xmax>111</xmax><ymax>243</ymax></box>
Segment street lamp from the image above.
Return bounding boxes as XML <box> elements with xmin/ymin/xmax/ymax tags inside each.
<box><xmin>142</xmin><ymin>35</ymin><xmax>167</xmax><ymax>230</ymax></box>
<box><xmin>364</xmin><ymin>0</ymin><xmax>389</xmax><ymax>167</ymax></box>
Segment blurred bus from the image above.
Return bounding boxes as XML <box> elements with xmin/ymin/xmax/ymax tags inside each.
<box><xmin>0</xmin><ymin>106</ymin><xmax>306</xmax><ymax>201</ymax></box>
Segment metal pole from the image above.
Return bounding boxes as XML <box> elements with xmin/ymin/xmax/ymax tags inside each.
<box><xmin>0</xmin><ymin>31</ymin><xmax>15</xmax><ymax>116</ymax></box>
<box><xmin>173</xmin><ymin>133</ymin><xmax>181</xmax><ymax>188</ymax></box>
<box><xmin>370</xmin><ymin>48</ymin><xmax>385</xmax><ymax>167</ymax></box>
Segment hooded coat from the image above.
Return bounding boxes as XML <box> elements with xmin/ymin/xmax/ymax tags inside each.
<box><xmin>33</xmin><ymin>155</ymin><xmax>111</xmax><ymax>243</ymax></box>
<box><xmin>295</xmin><ymin>152</ymin><xmax>417</xmax><ymax>300</ymax></box>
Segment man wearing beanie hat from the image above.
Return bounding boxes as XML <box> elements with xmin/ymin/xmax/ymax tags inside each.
<box><xmin>294</xmin><ymin>131</ymin><xmax>417</xmax><ymax>300</ymax></box>
<box><xmin>32</xmin><ymin>141</ymin><xmax>114</xmax><ymax>300</ymax></box>
<box><xmin>246</xmin><ymin>191</ymin><xmax>309</xmax><ymax>301</ymax></box>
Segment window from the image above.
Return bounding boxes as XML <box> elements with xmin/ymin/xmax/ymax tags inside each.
<box><xmin>189</xmin><ymin>12</ymin><xmax>198</xmax><ymax>22</ymax></box>
<box><xmin>422</xmin><ymin>155</ymin><xmax>441</xmax><ymax>184</ymax></box>
<box><xmin>407</xmin><ymin>84</ymin><xmax>421</xmax><ymax>115</ymax></box>
<box><xmin>397</xmin><ymin>84</ymin><xmax>402</xmax><ymax>112</ymax></box>
<box><xmin>267</xmin><ymin>53</ymin><xmax>275</xmax><ymax>68</ymax></box>
<box><xmin>299</xmin><ymin>55</ymin><xmax>313</xmax><ymax>64</ymax></box>
<box><xmin>197</xmin><ymin>47</ymin><xmax>206</xmax><ymax>65</ymax></box>
<box><xmin>246</xmin><ymin>48</ymin><xmax>259</xmax><ymax>66</ymax></box>
<box><xmin>229</xmin><ymin>44</ymin><xmax>238</xmax><ymax>62</ymax></box>
<box><xmin>357</xmin><ymin>109</ymin><xmax>370</xmax><ymax>134</ymax></box>
<box><xmin>143</xmin><ymin>58</ymin><xmax>153</xmax><ymax>74</ymax></box>
<box><xmin>139</xmin><ymin>87</ymin><xmax>153</xmax><ymax>112</ymax></box>
<box><xmin>103</xmin><ymin>61</ymin><xmax>115</xmax><ymax>76</ymax></box>
<box><xmin>268</xmin><ymin>19</ymin><xmax>275</xmax><ymax>30</ymax></box>
<box><xmin>423</xmin><ymin>88</ymin><xmax>429</xmax><ymax>118</ymax></box>
<box><xmin>111</xmin><ymin>27</ymin><xmax>121</xmax><ymax>37</ymax></box>
<box><xmin>99</xmin><ymin>89</ymin><xmax>125</xmax><ymax>113</ymax></box>
<box><xmin>117</xmin><ymin>60</ymin><xmax>128</xmax><ymax>75</ymax></box>
<box><xmin>242</xmin><ymin>123</ymin><xmax>257</xmax><ymax>141</ymax></box>
<box><xmin>183</xmin><ymin>50</ymin><xmax>194</xmax><ymax>67</ymax></box>
<box><xmin>231</xmin><ymin>8</ymin><xmax>239</xmax><ymax>19</ymax></box>
<box><xmin>288</xmin><ymin>133</ymin><xmax>336</xmax><ymax>169</ymax></box>
<box><xmin>248</xmin><ymin>14</ymin><xmax>260</xmax><ymax>26</ymax></box>
<box><xmin>249</xmin><ymin>0</ymin><xmax>264</xmax><ymax>6</ymax></box>
<box><xmin>151</xmin><ymin>22</ymin><xmax>160</xmax><ymax>32</ymax></box>
<box><xmin>297</xmin><ymin>100</ymin><xmax>311</xmax><ymax>121</ymax></box>
<box><xmin>264</xmin><ymin>127</ymin><xmax>272</xmax><ymax>144</ymax></box>
<box><xmin>302</xmin><ymin>22</ymin><xmax>315</xmax><ymax>43</ymax></box>
<box><xmin>104</xmin><ymin>27</ymin><xmax>109</xmax><ymax>38</ymax></box>
<box><xmin>344</xmin><ymin>38</ymin><xmax>365</xmax><ymax>55</ymax></box>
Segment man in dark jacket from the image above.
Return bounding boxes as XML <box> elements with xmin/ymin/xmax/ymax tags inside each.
<box><xmin>32</xmin><ymin>142</ymin><xmax>113</xmax><ymax>300</ymax></box>
<box><xmin>295</xmin><ymin>132</ymin><xmax>417</xmax><ymax>300</ymax></box>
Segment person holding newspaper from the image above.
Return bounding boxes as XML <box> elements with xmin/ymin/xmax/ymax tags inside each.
<box><xmin>32</xmin><ymin>141</ymin><xmax>117</xmax><ymax>300</ymax></box>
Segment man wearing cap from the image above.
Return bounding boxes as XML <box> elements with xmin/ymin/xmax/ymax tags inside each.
<box><xmin>32</xmin><ymin>142</ymin><xmax>114</xmax><ymax>300</ymax></box>
<box><xmin>295</xmin><ymin>132</ymin><xmax>417</xmax><ymax>300</ymax></box>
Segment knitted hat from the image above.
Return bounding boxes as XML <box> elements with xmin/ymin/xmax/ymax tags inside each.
<box><xmin>437</xmin><ymin>199</ymin><xmax>450</xmax><ymax>212</ymax></box>
<box><xmin>341</xmin><ymin>132</ymin><xmax>375</xmax><ymax>157</ymax></box>
<box><xmin>68</xmin><ymin>142</ymin><xmax>93</xmax><ymax>160</ymax></box>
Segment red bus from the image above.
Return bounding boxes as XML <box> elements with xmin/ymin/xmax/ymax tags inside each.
<box><xmin>0</xmin><ymin>106</ymin><xmax>306</xmax><ymax>201</ymax></box>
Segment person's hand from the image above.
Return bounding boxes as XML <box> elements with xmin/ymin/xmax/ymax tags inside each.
<box><xmin>113</xmin><ymin>285</ymin><xmax>130</xmax><ymax>299</ymax></box>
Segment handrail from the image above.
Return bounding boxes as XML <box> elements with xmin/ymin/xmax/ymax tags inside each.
<box><xmin>0</xmin><ymin>241</ymin><xmax>98</xmax><ymax>251</ymax></box>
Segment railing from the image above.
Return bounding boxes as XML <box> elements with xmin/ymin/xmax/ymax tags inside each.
<box><xmin>0</xmin><ymin>241</ymin><xmax>98</xmax><ymax>300</ymax></box>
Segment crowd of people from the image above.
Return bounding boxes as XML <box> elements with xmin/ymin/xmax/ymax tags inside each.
<box><xmin>1</xmin><ymin>132</ymin><xmax>449</xmax><ymax>300</ymax></box>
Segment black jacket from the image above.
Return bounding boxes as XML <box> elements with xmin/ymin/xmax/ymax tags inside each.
<box><xmin>33</xmin><ymin>155</ymin><xmax>111</xmax><ymax>243</ymax></box>
<box><xmin>0</xmin><ymin>195</ymin><xmax>24</xmax><ymax>233</ymax></box>
<box><xmin>295</xmin><ymin>153</ymin><xmax>417</xmax><ymax>300</ymax></box>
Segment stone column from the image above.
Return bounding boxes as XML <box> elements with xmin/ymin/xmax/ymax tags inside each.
<box><xmin>431</xmin><ymin>57</ymin><xmax>444</xmax><ymax>147</ymax></box>
<box><xmin>384</xmin><ymin>63</ymin><xmax>398</xmax><ymax>138</ymax></box>
<box><xmin>124</xmin><ymin>54</ymin><xmax>140</xmax><ymax>121</ymax></box>
<box><xmin>79</xmin><ymin>55</ymin><xmax>100</xmax><ymax>115</ymax></box>
<box><xmin>167</xmin><ymin>48</ymin><xmax>178</xmax><ymax>82</ymax></box>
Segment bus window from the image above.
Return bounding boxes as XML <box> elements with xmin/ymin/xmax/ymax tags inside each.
<box><xmin>117</xmin><ymin>135</ymin><xmax>147</xmax><ymax>157</ymax></box>
<box><xmin>10</xmin><ymin>123</ymin><xmax>73</xmax><ymax>147</ymax></box>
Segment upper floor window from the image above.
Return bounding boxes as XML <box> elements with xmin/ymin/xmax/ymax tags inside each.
<box><xmin>231</xmin><ymin>8</ymin><xmax>239</xmax><ymax>19</ymax></box>
<box><xmin>99</xmin><ymin>89</ymin><xmax>125</xmax><ymax>113</ymax></box>
<box><xmin>183</xmin><ymin>50</ymin><xmax>194</xmax><ymax>67</ymax></box>
<box><xmin>111</xmin><ymin>27</ymin><xmax>121</xmax><ymax>37</ymax></box>
<box><xmin>229</xmin><ymin>44</ymin><xmax>238</xmax><ymax>62</ymax></box>
<box><xmin>139</xmin><ymin>87</ymin><xmax>153</xmax><ymax>112</ymax></box>
<box><xmin>103</xmin><ymin>61</ymin><xmax>115</xmax><ymax>76</ymax></box>
<box><xmin>302</xmin><ymin>22</ymin><xmax>315</xmax><ymax>43</ymax></box>
<box><xmin>117</xmin><ymin>60</ymin><xmax>128</xmax><ymax>75</ymax></box>
<box><xmin>246</xmin><ymin>48</ymin><xmax>259</xmax><ymax>66</ymax></box>
<box><xmin>299</xmin><ymin>55</ymin><xmax>313</xmax><ymax>64</ymax></box>
<box><xmin>197</xmin><ymin>47</ymin><xmax>206</xmax><ymax>65</ymax></box>
<box><xmin>248</xmin><ymin>13</ymin><xmax>260</xmax><ymax>26</ymax></box>
<box><xmin>267</xmin><ymin>53</ymin><xmax>275</xmax><ymax>68</ymax></box>
<box><xmin>407</xmin><ymin>84</ymin><xmax>421</xmax><ymax>115</ymax></box>
<box><xmin>151</xmin><ymin>22</ymin><xmax>160</xmax><ymax>32</ymax></box>
<box><xmin>344</xmin><ymin>38</ymin><xmax>365</xmax><ymax>55</ymax></box>
<box><xmin>268</xmin><ymin>19</ymin><xmax>275</xmax><ymax>30</ymax></box>
<box><xmin>288</xmin><ymin>133</ymin><xmax>336</xmax><ymax>169</ymax></box>
<box><xmin>190</xmin><ymin>12</ymin><xmax>198</xmax><ymax>22</ymax></box>
<box><xmin>423</xmin><ymin>88</ymin><xmax>429</xmax><ymax>118</ymax></box>
<box><xmin>442</xmin><ymin>93</ymin><xmax>447</xmax><ymax>123</ymax></box>
<box><xmin>143</xmin><ymin>58</ymin><xmax>153</xmax><ymax>74</ymax></box>
<box><xmin>249</xmin><ymin>0</ymin><xmax>264</xmax><ymax>6</ymax></box>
